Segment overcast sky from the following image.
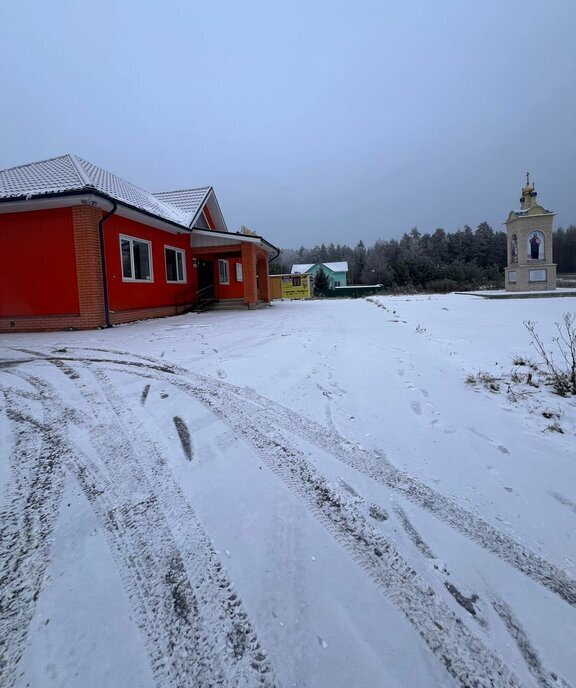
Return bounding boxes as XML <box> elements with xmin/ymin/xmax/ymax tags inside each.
<box><xmin>1</xmin><ymin>1</ymin><xmax>575</xmax><ymax>248</ymax></box>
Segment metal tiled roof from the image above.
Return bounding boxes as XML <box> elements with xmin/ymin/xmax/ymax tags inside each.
<box><xmin>153</xmin><ymin>187</ymin><xmax>211</xmax><ymax>226</ymax></box>
<box><xmin>0</xmin><ymin>154</ymin><xmax>86</xmax><ymax>197</ymax></box>
<box><xmin>0</xmin><ymin>154</ymin><xmax>192</xmax><ymax>226</ymax></box>
<box><xmin>292</xmin><ymin>262</ymin><xmax>349</xmax><ymax>274</ymax></box>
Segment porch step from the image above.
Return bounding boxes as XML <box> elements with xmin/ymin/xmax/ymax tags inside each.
<box><xmin>209</xmin><ymin>299</ymin><xmax>271</xmax><ymax>312</ymax></box>
<box><xmin>210</xmin><ymin>299</ymin><xmax>245</xmax><ymax>311</ymax></box>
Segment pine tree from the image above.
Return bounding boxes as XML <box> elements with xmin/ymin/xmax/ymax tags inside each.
<box><xmin>314</xmin><ymin>267</ymin><xmax>330</xmax><ymax>296</ymax></box>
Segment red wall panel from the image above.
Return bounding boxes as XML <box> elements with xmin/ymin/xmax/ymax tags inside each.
<box><xmin>0</xmin><ymin>208</ymin><xmax>80</xmax><ymax>316</ymax></box>
<box><xmin>215</xmin><ymin>256</ymin><xmax>245</xmax><ymax>299</ymax></box>
<box><xmin>103</xmin><ymin>215</ymin><xmax>196</xmax><ymax>311</ymax></box>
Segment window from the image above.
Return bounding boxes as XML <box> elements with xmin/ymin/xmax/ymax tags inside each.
<box><xmin>235</xmin><ymin>263</ymin><xmax>243</xmax><ymax>282</ymax></box>
<box><xmin>292</xmin><ymin>276</ymin><xmax>301</xmax><ymax>287</ymax></box>
<box><xmin>165</xmin><ymin>246</ymin><xmax>186</xmax><ymax>283</ymax></box>
<box><xmin>334</xmin><ymin>281</ymin><xmax>341</xmax><ymax>287</ymax></box>
<box><xmin>120</xmin><ymin>236</ymin><xmax>152</xmax><ymax>281</ymax></box>
<box><xmin>218</xmin><ymin>259</ymin><xmax>230</xmax><ymax>284</ymax></box>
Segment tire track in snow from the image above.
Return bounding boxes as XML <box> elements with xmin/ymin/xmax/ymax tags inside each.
<box><xmin>59</xmin><ymin>360</ymin><xmax>277</xmax><ymax>687</ymax></box>
<box><xmin>8</xmin><ymin>370</ymin><xmax>216</xmax><ymax>687</ymax></box>
<box><xmin>168</xmin><ymin>371</ymin><xmax>525</xmax><ymax>686</ymax></box>
<box><xmin>0</xmin><ymin>380</ymin><xmax>66</xmax><ymax>688</ymax></box>
<box><xmin>10</xmin><ymin>347</ymin><xmax>576</xmax><ymax>609</ymax></box>
<box><xmin>12</xmin><ymin>348</ymin><xmax>576</xmax><ymax>686</ymax></box>
<box><xmin>491</xmin><ymin>595</ymin><xmax>573</xmax><ymax>688</ymax></box>
<box><xmin>2</xmin><ymin>363</ymin><xmax>277</xmax><ymax>688</ymax></box>
<box><xmin>239</xmin><ymin>384</ymin><xmax>576</xmax><ymax>609</ymax></box>
<box><xmin>69</xmin><ymin>357</ymin><xmax>526</xmax><ymax>686</ymax></box>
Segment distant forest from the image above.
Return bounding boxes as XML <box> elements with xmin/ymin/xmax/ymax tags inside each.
<box><xmin>270</xmin><ymin>224</ymin><xmax>576</xmax><ymax>291</ymax></box>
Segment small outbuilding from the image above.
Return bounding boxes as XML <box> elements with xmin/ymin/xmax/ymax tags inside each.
<box><xmin>269</xmin><ymin>273</ymin><xmax>312</xmax><ymax>300</ymax></box>
<box><xmin>291</xmin><ymin>261</ymin><xmax>348</xmax><ymax>289</ymax></box>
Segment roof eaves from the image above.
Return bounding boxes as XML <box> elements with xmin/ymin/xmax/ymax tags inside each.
<box><xmin>0</xmin><ymin>188</ymin><xmax>192</xmax><ymax>233</ymax></box>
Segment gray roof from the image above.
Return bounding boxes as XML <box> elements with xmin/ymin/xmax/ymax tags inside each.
<box><xmin>0</xmin><ymin>154</ymin><xmax>200</xmax><ymax>226</ymax></box>
<box><xmin>292</xmin><ymin>261</ymin><xmax>349</xmax><ymax>274</ymax></box>
<box><xmin>153</xmin><ymin>187</ymin><xmax>211</xmax><ymax>226</ymax></box>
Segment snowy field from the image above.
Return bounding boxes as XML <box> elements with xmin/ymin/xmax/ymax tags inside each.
<box><xmin>1</xmin><ymin>294</ymin><xmax>575</xmax><ymax>688</ymax></box>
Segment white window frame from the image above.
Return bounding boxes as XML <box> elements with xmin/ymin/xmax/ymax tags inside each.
<box><xmin>218</xmin><ymin>259</ymin><xmax>230</xmax><ymax>285</ymax></box>
<box><xmin>164</xmin><ymin>245</ymin><xmax>187</xmax><ymax>284</ymax></box>
<box><xmin>120</xmin><ymin>235</ymin><xmax>154</xmax><ymax>282</ymax></box>
<box><xmin>235</xmin><ymin>262</ymin><xmax>243</xmax><ymax>282</ymax></box>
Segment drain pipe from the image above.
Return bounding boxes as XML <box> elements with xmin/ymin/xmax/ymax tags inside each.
<box><xmin>98</xmin><ymin>200</ymin><xmax>117</xmax><ymax>328</ymax></box>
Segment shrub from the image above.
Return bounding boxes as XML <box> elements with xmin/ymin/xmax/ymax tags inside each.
<box><xmin>525</xmin><ymin>314</ymin><xmax>576</xmax><ymax>396</ymax></box>
<box><xmin>425</xmin><ymin>278</ymin><xmax>459</xmax><ymax>293</ymax></box>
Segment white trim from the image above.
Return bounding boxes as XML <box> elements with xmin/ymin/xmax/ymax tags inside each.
<box><xmin>120</xmin><ymin>234</ymin><xmax>154</xmax><ymax>282</ymax></box>
<box><xmin>192</xmin><ymin>227</ymin><xmax>260</xmax><ymax>243</ymax></box>
<box><xmin>235</xmin><ymin>262</ymin><xmax>243</xmax><ymax>282</ymax></box>
<box><xmin>218</xmin><ymin>259</ymin><xmax>230</xmax><ymax>285</ymax></box>
<box><xmin>187</xmin><ymin>187</ymin><xmax>213</xmax><ymax>228</ymax></box>
<box><xmin>0</xmin><ymin>194</ymin><xmax>115</xmax><ymax>214</ymax></box>
<box><xmin>164</xmin><ymin>245</ymin><xmax>187</xmax><ymax>283</ymax></box>
<box><xmin>0</xmin><ymin>195</ymin><xmax>190</xmax><ymax>235</ymax></box>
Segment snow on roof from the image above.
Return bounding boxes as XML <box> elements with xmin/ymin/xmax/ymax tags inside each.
<box><xmin>153</xmin><ymin>187</ymin><xmax>211</xmax><ymax>226</ymax></box>
<box><xmin>323</xmin><ymin>261</ymin><xmax>348</xmax><ymax>272</ymax></box>
<box><xmin>291</xmin><ymin>261</ymin><xmax>349</xmax><ymax>274</ymax></box>
<box><xmin>0</xmin><ymin>154</ymin><xmax>201</xmax><ymax>227</ymax></box>
<box><xmin>0</xmin><ymin>154</ymin><xmax>87</xmax><ymax>197</ymax></box>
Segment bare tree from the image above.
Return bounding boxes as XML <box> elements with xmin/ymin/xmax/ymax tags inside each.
<box><xmin>525</xmin><ymin>313</ymin><xmax>576</xmax><ymax>396</ymax></box>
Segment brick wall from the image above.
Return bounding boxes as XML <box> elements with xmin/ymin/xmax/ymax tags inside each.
<box><xmin>256</xmin><ymin>250</ymin><xmax>270</xmax><ymax>302</ymax></box>
<box><xmin>241</xmin><ymin>243</ymin><xmax>258</xmax><ymax>305</ymax></box>
<box><xmin>72</xmin><ymin>206</ymin><xmax>107</xmax><ymax>328</ymax></box>
<box><xmin>110</xmin><ymin>303</ymin><xmax>194</xmax><ymax>325</ymax></box>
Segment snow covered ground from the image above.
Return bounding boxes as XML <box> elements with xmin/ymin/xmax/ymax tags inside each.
<box><xmin>1</xmin><ymin>294</ymin><xmax>575</xmax><ymax>688</ymax></box>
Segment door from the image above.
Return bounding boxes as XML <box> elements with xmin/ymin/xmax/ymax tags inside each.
<box><xmin>197</xmin><ymin>260</ymin><xmax>214</xmax><ymax>299</ymax></box>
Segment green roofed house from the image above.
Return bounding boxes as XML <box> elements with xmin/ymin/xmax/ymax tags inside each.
<box><xmin>291</xmin><ymin>262</ymin><xmax>348</xmax><ymax>289</ymax></box>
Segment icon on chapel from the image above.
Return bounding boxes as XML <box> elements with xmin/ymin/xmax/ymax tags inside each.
<box><xmin>527</xmin><ymin>231</ymin><xmax>544</xmax><ymax>261</ymax></box>
<box><xmin>511</xmin><ymin>234</ymin><xmax>518</xmax><ymax>263</ymax></box>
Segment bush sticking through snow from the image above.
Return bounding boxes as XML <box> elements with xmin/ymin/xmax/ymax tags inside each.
<box><xmin>465</xmin><ymin>371</ymin><xmax>501</xmax><ymax>393</ymax></box>
<box><xmin>525</xmin><ymin>314</ymin><xmax>576</xmax><ymax>397</ymax></box>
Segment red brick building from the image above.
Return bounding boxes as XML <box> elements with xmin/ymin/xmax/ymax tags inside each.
<box><xmin>0</xmin><ymin>155</ymin><xmax>278</xmax><ymax>332</ymax></box>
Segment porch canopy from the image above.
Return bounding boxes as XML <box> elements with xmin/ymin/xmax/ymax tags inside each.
<box><xmin>191</xmin><ymin>228</ymin><xmax>278</xmax><ymax>307</ymax></box>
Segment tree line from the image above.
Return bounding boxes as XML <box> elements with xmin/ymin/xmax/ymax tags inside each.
<box><xmin>270</xmin><ymin>224</ymin><xmax>576</xmax><ymax>291</ymax></box>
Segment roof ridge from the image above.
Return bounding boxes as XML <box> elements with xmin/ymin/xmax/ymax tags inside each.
<box><xmin>68</xmin><ymin>154</ymin><xmax>94</xmax><ymax>187</ymax></box>
<box><xmin>75</xmin><ymin>156</ymin><xmax>160</xmax><ymax>198</ymax></box>
<box><xmin>153</xmin><ymin>186</ymin><xmax>211</xmax><ymax>195</ymax></box>
<box><xmin>0</xmin><ymin>153</ymin><xmax>74</xmax><ymax>175</ymax></box>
